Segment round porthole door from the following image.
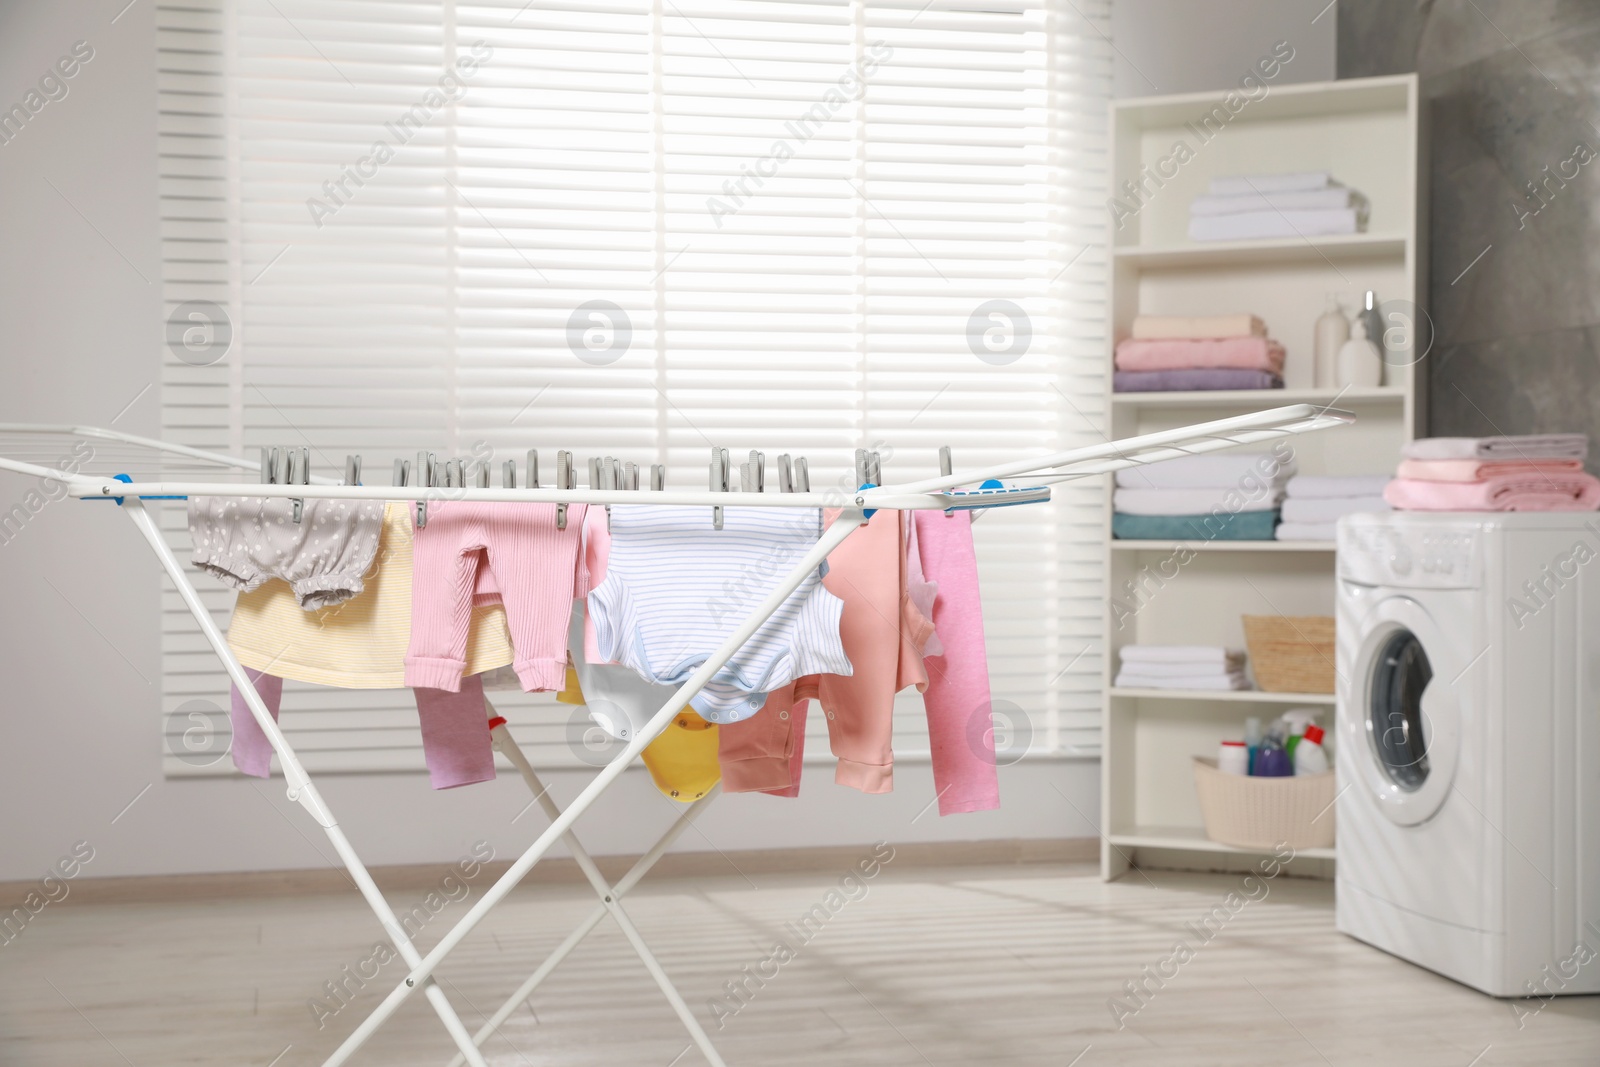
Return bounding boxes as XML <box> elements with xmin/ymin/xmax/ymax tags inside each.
<box><xmin>1342</xmin><ymin>595</ymin><xmax>1462</xmax><ymax>826</ymax></box>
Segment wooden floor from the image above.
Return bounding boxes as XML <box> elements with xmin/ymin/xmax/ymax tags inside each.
<box><xmin>2</xmin><ymin>860</ymin><xmax>1597</xmax><ymax>1066</ymax></box>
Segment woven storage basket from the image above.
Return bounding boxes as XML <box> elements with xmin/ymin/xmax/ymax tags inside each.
<box><xmin>1242</xmin><ymin>614</ymin><xmax>1336</xmax><ymax>693</ymax></box>
<box><xmin>1192</xmin><ymin>757</ymin><xmax>1336</xmax><ymax>850</ymax></box>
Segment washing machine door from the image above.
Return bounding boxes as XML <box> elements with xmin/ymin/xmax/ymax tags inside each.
<box><xmin>1343</xmin><ymin>595</ymin><xmax>1462</xmax><ymax>826</ymax></box>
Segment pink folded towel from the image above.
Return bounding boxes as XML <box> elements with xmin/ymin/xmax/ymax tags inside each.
<box><xmin>1115</xmin><ymin>337</ymin><xmax>1285</xmax><ymax>373</ymax></box>
<box><xmin>1402</xmin><ymin>435</ymin><xmax>1588</xmax><ymax>462</ymax></box>
<box><xmin>1131</xmin><ymin>314</ymin><xmax>1266</xmax><ymax>340</ymax></box>
<box><xmin>1384</xmin><ymin>473</ymin><xmax>1600</xmax><ymax>512</ymax></box>
<box><xmin>1396</xmin><ymin>458</ymin><xmax>1585</xmax><ymax>483</ymax></box>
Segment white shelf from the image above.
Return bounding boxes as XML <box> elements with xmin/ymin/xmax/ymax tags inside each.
<box><xmin>1113</xmin><ymin>232</ymin><xmax>1407</xmax><ymax>269</ymax></box>
<box><xmin>1112</xmin><ymin>387</ymin><xmax>1403</xmax><ymax>408</ymax></box>
<box><xmin>1109</xmin><ymin>825</ymin><xmax>1336</xmax><ymax>862</ymax></box>
<box><xmin>1111</xmin><ymin>539</ymin><xmax>1336</xmax><ymax>552</ymax></box>
<box><xmin>1110</xmin><ymin>688</ymin><xmax>1336</xmax><ymax>704</ymax></box>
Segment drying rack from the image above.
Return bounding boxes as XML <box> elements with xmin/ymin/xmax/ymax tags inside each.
<box><xmin>0</xmin><ymin>403</ymin><xmax>1351</xmax><ymax>1066</ymax></box>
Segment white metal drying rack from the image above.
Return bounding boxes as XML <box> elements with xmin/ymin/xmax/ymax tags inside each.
<box><xmin>0</xmin><ymin>403</ymin><xmax>1351</xmax><ymax>1066</ymax></box>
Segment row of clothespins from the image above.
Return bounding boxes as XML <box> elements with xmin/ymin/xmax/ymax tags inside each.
<box><xmin>257</xmin><ymin>443</ymin><xmax>959</xmax><ymax>528</ymax></box>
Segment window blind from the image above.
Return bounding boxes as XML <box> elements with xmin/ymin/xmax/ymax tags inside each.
<box><xmin>156</xmin><ymin>0</ymin><xmax>1110</xmax><ymax>777</ymax></box>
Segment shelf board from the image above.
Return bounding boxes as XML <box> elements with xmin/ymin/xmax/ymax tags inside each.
<box><xmin>1112</xmin><ymin>232</ymin><xmax>1407</xmax><ymax>269</ymax></box>
<box><xmin>1111</xmin><ymin>539</ymin><xmax>1336</xmax><ymax>552</ymax></box>
<box><xmin>1112</xmin><ymin>387</ymin><xmax>1404</xmax><ymax>408</ymax></box>
<box><xmin>1108</xmin><ymin>825</ymin><xmax>1336</xmax><ymax>861</ymax></box>
<box><xmin>1110</xmin><ymin>687</ymin><xmax>1336</xmax><ymax>705</ymax></box>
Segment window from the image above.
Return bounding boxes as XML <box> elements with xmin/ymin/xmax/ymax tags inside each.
<box><xmin>157</xmin><ymin>0</ymin><xmax>1110</xmax><ymax>775</ymax></box>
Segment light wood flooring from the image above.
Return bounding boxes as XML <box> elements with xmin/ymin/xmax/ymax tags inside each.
<box><xmin>2</xmin><ymin>860</ymin><xmax>1597</xmax><ymax>1065</ymax></box>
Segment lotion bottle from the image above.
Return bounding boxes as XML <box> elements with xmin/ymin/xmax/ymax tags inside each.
<box><xmin>1336</xmin><ymin>314</ymin><xmax>1383</xmax><ymax>388</ymax></box>
<box><xmin>1313</xmin><ymin>294</ymin><xmax>1349</xmax><ymax>388</ymax></box>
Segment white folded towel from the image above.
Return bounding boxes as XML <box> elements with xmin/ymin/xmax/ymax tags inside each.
<box><xmin>1275</xmin><ymin>521</ymin><xmax>1337</xmax><ymax>541</ymax></box>
<box><xmin>1113</xmin><ymin>487</ymin><xmax>1284</xmax><ymax>516</ymax></box>
<box><xmin>1190</xmin><ymin>188</ymin><xmax>1362</xmax><ymax>215</ymax></box>
<box><xmin>1208</xmin><ymin>171</ymin><xmax>1331</xmax><ymax>196</ymax></box>
<box><xmin>1114</xmin><ymin>671</ymin><xmax>1251</xmax><ymax>691</ymax></box>
<box><xmin>1113</xmin><ymin>659</ymin><xmax>1243</xmax><ymax>678</ymax></box>
<box><xmin>1115</xmin><ymin>451</ymin><xmax>1296</xmax><ymax>490</ymax></box>
<box><xmin>1120</xmin><ymin>645</ymin><xmax>1244</xmax><ymax>667</ymax></box>
<box><xmin>1280</xmin><ymin>496</ymin><xmax>1391</xmax><ymax>523</ymax></box>
<box><xmin>1402</xmin><ymin>435</ymin><xmax>1589</xmax><ymax>462</ymax></box>
<box><xmin>1130</xmin><ymin>313</ymin><xmax>1266</xmax><ymax>340</ymax></box>
<box><xmin>1189</xmin><ymin>209</ymin><xmax>1360</xmax><ymax>243</ymax></box>
<box><xmin>1285</xmin><ymin>474</ymin><xmax>1394</xmax><ymax>499</ymax></box>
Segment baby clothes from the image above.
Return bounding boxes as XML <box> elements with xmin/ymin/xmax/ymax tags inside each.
<box><xmin>405</xmin><ymin>501</ymin><xmax>588</xmax><ymax>694</ymax></box>
<box><xmin>587</xmin><ymin>504</ymin><xmax>850</xmax><ymax>724</ymax></box>
<box><xmin>230</xmin><ymin>668</ymin><xmax>495</xmax><ymax>789</ymax></box>
<box><xmin>190</xmin><ymin>496</ymin><xmax>385</xmax><ymax>609</ymax></box>
<box><xmin>227</xmin><ymin>503</ymin><xmax>514</xmax><ymax>687</ymax></box>
<box><xmin>718</xmin><ymin>509</ymin><xmax>934</xmax><ymax>795</ymax></box>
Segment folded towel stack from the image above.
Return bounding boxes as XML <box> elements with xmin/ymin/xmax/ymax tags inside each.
<box><xmin>1188</xmin><ymin>172</ymin><xmax>1369</xmax><ymax>243</ymax></box>
<box><xmin>1114</xmin><ymin>314</ymin><xmax>1285</xmax><ymax>393</ymax></box>
<box><xmin>1115</xmin><ymin>645</ymin><xmax>1250</xmax><ymax>691</ymax></box>
<box><xmin>1385</xmin><ymin>436</ymin><xmax>1600</xmax><ymax>512</ymax></box>
<box><xmin>1113</xmin><ymin>450</ymin><xmax>1295</xmax><ymax>541</ymax></box>
<box><xmin>1276</xmin><ymin>473</ymin><xmax>1393</xmax><ymax>541</ymax></box>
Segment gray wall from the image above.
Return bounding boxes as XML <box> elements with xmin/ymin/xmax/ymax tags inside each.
<box><xmin>1111</xmin><ymin>0</ymin><xmax>1336</xmax><ymax>98</ymax></box>
<box><xmin>0</xmin><ymin>1</ymin><xmax>1097</xmax><ymax>880</ymax></box>
<box><xmin>1339</xmin><ymin>0</ymin><xmax>1600</xmax><ymax>457</ymax></box>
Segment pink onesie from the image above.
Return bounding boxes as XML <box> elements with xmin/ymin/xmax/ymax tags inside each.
<box><xmin>405</xmin><ymin>502</ymin><xmax>588</xmax><ymax>693</ymax></box>
<box><xmin>718</xmin><ymin>509</ymin><xmax>933</xmax><ymax>794</ymax></box>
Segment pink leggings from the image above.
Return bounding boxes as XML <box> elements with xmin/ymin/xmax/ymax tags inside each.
<box><xmin>404</xmin><ymin>502</ymin><xmax>586</xmax><ymax>693</ymax></box>
<box><xmin>230</xmin><ymin>669</ymin><xmax>495</xmax><ymax>789</ymax></box>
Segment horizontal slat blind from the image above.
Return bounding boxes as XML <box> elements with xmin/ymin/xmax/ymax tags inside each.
<box><xmin>157</xmin><ymin>0</ymin><xmax>1109</xmax><ymax>776</ymax></box>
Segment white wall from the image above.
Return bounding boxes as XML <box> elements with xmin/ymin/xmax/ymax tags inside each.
<box><xmin>1111</xmin><ymin>0</ymin><xmax>1337</xmax><ymax>98</ymax></box>
<box><xmin>0</xmin><ymin>1</ymin><xmax>1098</xmax><ymax>881</ymax></box>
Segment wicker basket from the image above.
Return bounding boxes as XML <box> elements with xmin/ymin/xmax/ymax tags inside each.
<box><xmin>1192</xmin><ymin>757</ymin><xmax>1335</xmax><ymax>850</ymax></box>
<box><xmin>1242</xmin><ymin>614</ymin><xmax>1336</xmax><ymax>694</ymax></box>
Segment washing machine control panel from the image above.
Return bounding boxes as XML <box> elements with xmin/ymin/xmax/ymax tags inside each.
<box><xmin>1338</xmin><ymin>519</ymin><xmax>1482</xmax><ymax>588</ymax></box>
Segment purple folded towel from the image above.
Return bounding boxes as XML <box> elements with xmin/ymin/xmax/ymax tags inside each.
<box><xmin>1113</xmin><ymin>368</ymin><xmax>1285</xmax><ymax>393</ymax></box>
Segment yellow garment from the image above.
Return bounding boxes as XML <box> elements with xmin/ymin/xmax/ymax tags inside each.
<box><xmin>561</xmin><ymin>672</ymin><xmax>720</xmax><ymax>800</ymax></box>
<box><xmin>227</xmin><ymin>502</ymin><xmax>514</xmax><ymax>687</ymax></box>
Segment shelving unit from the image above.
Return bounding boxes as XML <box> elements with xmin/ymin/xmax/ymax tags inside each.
<box><xmin>1099</xmin><ymin>74</ymin><xmax>1425</xmax><ymax>880</ymax></box>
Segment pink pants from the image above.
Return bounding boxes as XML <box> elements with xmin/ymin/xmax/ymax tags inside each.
<box><xmin>404</xmin><ymin>501</ymin><xmax>586</xmax><ymax>693</ymax></box>
<box><xmin>230</xmin><ymin>669</ymin><xmax>495</xmax><ymax>789</ymax></box>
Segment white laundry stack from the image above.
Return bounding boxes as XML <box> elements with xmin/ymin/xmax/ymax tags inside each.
<box><xmin>1188</xmin><ymin>172</ymin><xmax>1369</xmax><ymax>242</ymax></box>
<box><xmin>1275</xmin><ymin>473</ymin><xmax>1393</xmax><ymax>541</ymax></box>
<box><xmin>1115</xmin><ymin>645</ymin><xmax>1250</xmax><ymax>690</ymax></box>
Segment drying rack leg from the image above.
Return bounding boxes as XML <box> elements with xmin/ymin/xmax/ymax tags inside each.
<box><xmin>120</xmin><ymin>499</ymin><xmax>493</xmax><ymax>1067</ymax></box>
<box><xmin>321</xmin><ymin>509</ymin><xmax>868</xmax><ymax>1067</ymax></box>
<box><xmin>443</xmin><ymin>719</ymin><xmax>726</xmax><ymax>1067</ymax></box>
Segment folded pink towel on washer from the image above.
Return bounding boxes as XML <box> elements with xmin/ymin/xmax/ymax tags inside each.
<box><xmin>1114</xmin><ymin>336</ymin><xmax>1285</xmax><ymax>373</ymax></box>
<box><xmin>1395</xmin><ymin>458</ymin><xmax>1585</xmax><ymax>483</ymax></box>
<box><xmin>1383</xmin><ymin>473</ymin><xmax>1600</xmax><ymax>512</ymax></box>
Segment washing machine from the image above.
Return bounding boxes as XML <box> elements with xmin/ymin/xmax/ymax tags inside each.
<box><xmin>1335</xmin><ymin>511</ymin><xmax>1600</xmax><ymax>997</ymax></box>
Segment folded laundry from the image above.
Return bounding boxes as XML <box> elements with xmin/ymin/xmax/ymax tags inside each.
<box><xmin>1396</xmin><ymin>458</ymin><xmax>1586</xmax><ymax>482</ymax></box>
<box><xmin>1209</xmin><ymin>171</ymin><xmax>1331</xmax><ymax>196</ymax></box>
<box><xmin>1112</xmin><ymin>509</ymin><xmax>1279</xmax><ymax>541</ymax></box>
<box><xmin>1114</xmin><ymin>450</ymin><xmax>1295</xmax><ymax>490</ymax></box>
<box><xmin>1402</xmin><ymin>435</ymin><xmax>1588</xmax><ymax>462</ymax></box>
<box><xmin>1275</xmin><ymin>521</ymin><xmax>1338</xmax><ymax>541</ymax></box>
<box><xmin>1114</xmin><ymin>670</ymin><xmax>1250</xmax><ymax>690</ymax></box>
<box><xmin>1115</xmin><ymin>659</ymin><xmax>1243</xmax><ymax>678</ymax></box>
<box><xmin>1384</xmin><ymin>473</ymin><xmax>1600</xmax><ymax>512</ymax></box>
<box><xmin>1119</xmin><ymin>645</ymin><xmax>1244</xmax><ymax>667</ymax></box>
<box><xmin>1280</xmin><ymin>495</ymin><xmax>1391</xmax><ymax>524</ymax></box>
<box><xmin>1188</xmin><ymin>208</ymin><xmax>1361</xmax><ymax>242</ymax></box>
<box><xmin>1114</xmin><ymin>336</ymin><xmax>1284</xmax><ymax>374</ymax></box>
<box><xmin>1114</xmin><ymin>486</ymin><xmax>1285</xmax><ymax>516</ymax></box>
<box><xmin>1130</xmin><ymin>314</ymin><xmax>1265</xmax><ymax>340</ymax></box>
<box><xmin>1189</xmin><ymin>187</ymin><xmax>1364</xmax><ymax>215</ymax></box>
<box><xmin>1114</xmin><ymin>369</ymin><xmax>1283</xmax><ymax>392</ymax></box>
<box><xmin>1285</xmin><ymin>474</ymin><xmax>1394</xmax><ymax>499</ymax></box>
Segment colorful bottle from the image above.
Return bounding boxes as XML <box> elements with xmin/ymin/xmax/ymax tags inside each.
<box><xmin>1244</xmin><ymin>716</ymin><xmax>1263</xmax><ymax>775</ymax></box>
<box><xmin>1254</xmin><ymin>725</ymin><xmax>1291</xmax><ymax>777</ymax></box>
<box><xmin>1294</xmin><ymin>723</ymin><xmax>1330</xmax><ymax>775</ymax></box>
<box><xmin>1218</xmin><ymin>740</ymin><xmax>1250</xmax><ymax>775</ymax></box>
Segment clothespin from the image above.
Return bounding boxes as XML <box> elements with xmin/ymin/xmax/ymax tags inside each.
<box><xmin>650</xmin><ymin>464</ymin><xmax>665</xmax><ymax>491</ymax></box>
<box><xmin>273</xmin><ymin>447</ymin><xmax>289</xmax><ymax>488</ymax></box>
<box><xmin>623</xmin><ymin>461</ymin><xmax>639</xmax><ymax>491</ymax></box>
<box><xmin>415</xmin><ymin>451</ymin><xmax>434</xmax><ymax>526</ymax></box>
<box><xmin>448</xmin><ymin>459</ymin><xmax>466</xmax><ymax>489</ymax></box>
<box><xmin>867</xmin><ymin>450</ymin><xmax>881</xmax><ymax>486</ymax></box>
<box><xmin>939</xmin><ymin>445</ymin><xmax>955</xmax><ymax>516</ymax></box>
<box><xmin>795</xmin><ymin>456</ymin><xmax>810</xmax><ymax>493</ymax></box>
<box><xmin>344</xmin><ymin>454</ymin><xmax>361</xmax><ymax>487</ymax></box>
<box><xmin>260</xmin><ymin>447</ymin><xmax>273</xmax><ymax>484</ymax></box>
<box><xmin>854</xmin><ymin>448</ymin><xmax>869</xmax><ymax>487</ymax></box>
<box><xmin>393</xmin><ymin>458</ymin><xmax>410</xmax><ymax>487</ymax></box>
<box><xmin>776</xmin><ymin>454</ymin><xmax>793</xmax><ymax>493</ymax></box>
<box><xmin>287</xmin><ymin>448</ymin><xmax>308</xmax><ymax>523</ymax></box>
<box><xmin>748</xmin><ymin>450</ymin><xmax>765</xmax><ymax>493</ymax></box>
<box><xmin>474</xmin><ymin>461</ymin><xmax>490</xmax><ymax>488</ymax></box>
<box><xmin>556</xmin><ymin>449</ymin><xmax>573</xmax><ymax>530</ymax></box>
<box><xmin>501</xmin><ymin>458</ymin><xmax>516</xmax><ymax>488</ymax></box>
<box><xmin>709</xmin><ymin>446</ymin><xmax>728</xmax><ymax>530</ymax></box>
<box><xmin>526</xmin><ymin>449</ymin><xmax>539</xmax><ymax>489</ymax></box>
